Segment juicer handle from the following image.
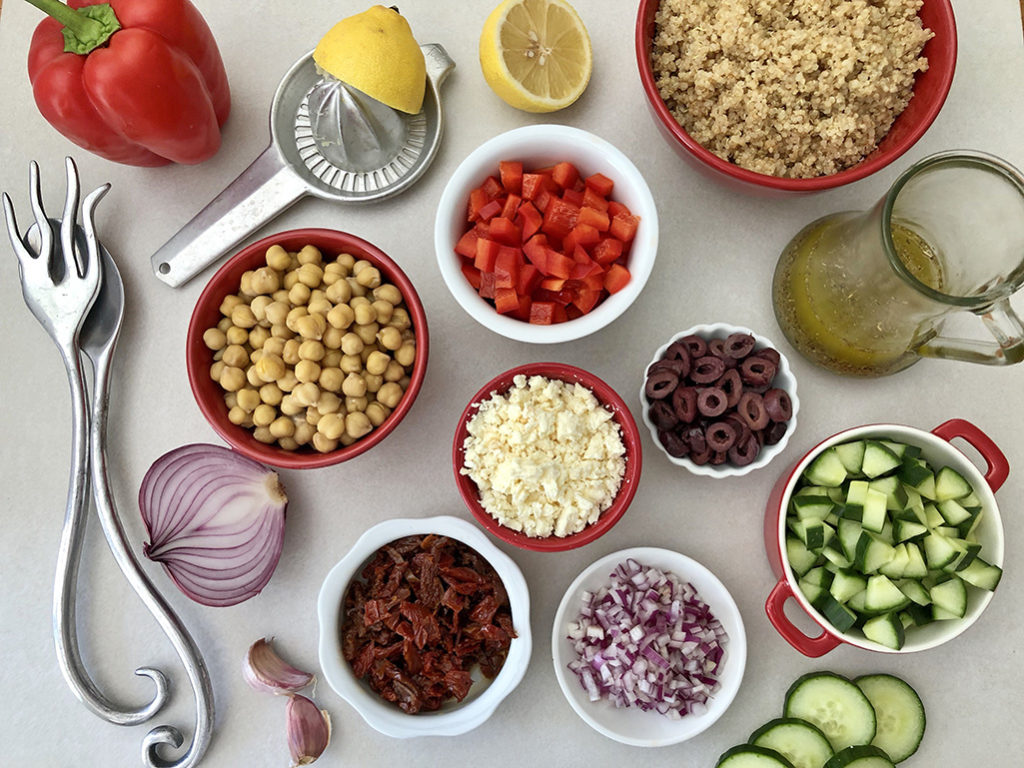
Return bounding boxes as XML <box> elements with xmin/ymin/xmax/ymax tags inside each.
<box><xmin>932</xmin><ymin>418</ymin><xmax>1009</xmax><ymax>492</ymax></box>
<box><xmin>151</xmin><ymin>147</ymin><xmax>308</xmax><ymax>288</ymax></box>
<box><xmin>915</xmin><ymin>297</ymin><xmax>1024</xmax><ymax>366</ymax></box>
<box><xmin>765</xmin><ymin>580</ymin><xmax>842</xmax><ymax>657</ymax></box>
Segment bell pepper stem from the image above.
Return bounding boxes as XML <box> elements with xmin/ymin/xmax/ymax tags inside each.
<box><xmin>23</xmin><ymin>0</ymin><xmax>121</xmax><ymax>54</ymax></box>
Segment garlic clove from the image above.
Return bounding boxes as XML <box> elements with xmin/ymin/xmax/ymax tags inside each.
<box><xmin>243</xmin><ymin>637</ymin><xmax>315</xmax><ymax>695</ymax></box>
<box><xmin>286</xmin><ymin>694</ymin><xmax>331</xmax><ymax>766</ymax></box>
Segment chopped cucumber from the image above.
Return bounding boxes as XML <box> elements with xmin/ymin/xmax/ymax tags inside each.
<box><xmin>854</xmin><ymin>674</ymin><xmax>926</xmax><ymax>763</ymax></box>
<box><xmin>829</xmin><ymin>569</ymin><xmax>868</xmax><ymax>603</ymax></box>
<box><xmin>862</xmin><ymin>611</ymin><xmax>906</xmax><ymax>650</ymax></box>
<box><xmin>750</xmin><ymin>718</ymin><xmax>835</xmax><ymax>768</ymax></box>
<box><xmin>822</xmin><ymin>745</ymin><xmax>896</xmax><ymax>768</ymax></box>
<box><xmin>935</xmin><ymin>466</ymin><xmax>973</xmax><ymax>501</ymax></box>
<box><xmin>717</xmin><ymin>745</ymin><xmax>797</xmax><ymax>768</ymax></box>
<box><xmin>806</xmin><ymin>448</ymin><xmax>848</xmax><ymax>487</ymax></box>
<box><xmin>929</xmin><ymin>577</ymin><xmax>967</xmax><ymax>618</ymax></box>
<box><xmin>896</xmin><ymin>578</ymin><xmax>931</xmax><ymax>606</ymax></box>
<box><xmin>937</xmin><ymin>498</ymin><xmax>972</xmax><ymax>526</ymax></box>
<box><xmin>812</xmin><ymin>592</ymin><xmax>858</xmax><ymax>633</ymax></box>
<box><xmin>958</xmin><ymin>557</ymin><xmax>1002</xmax><ymax>591</ymax></box>
<box><xmin>784</xmin><ymin>672</ymin><xmax>876</xmax><ymax>752</ymax></box>
<box><xmin>862</xmin><ymin>441</ymin><xmax>901</xmax><ymax>478</ymax></box>
<box><xmin>787</xmin><ymin>535</ymin><xmax>818</xmax><ymax>577</ymax></box>
<box><xmin>835</xmin><ymin>441</ymin><xmax>866</xmax><ymax>475</ymax></box>
<box><xmin>792</xmin><ymin>494</ymin><xmax>838</xmax><ymax>521</ymax></box>
<box><xmin>864</xmin><ymin>575</ymin><xmax>909</xmax><ymax>613</ymax></box>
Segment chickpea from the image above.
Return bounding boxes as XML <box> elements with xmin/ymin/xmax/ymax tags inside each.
<box><xmin>277</xmin><ymin>437</ymin><xmax>299</xmax><ymax>451</ymax></box>
<box><xmin>220</xmin><ymin>366</ymin><xmax>247</xmax><ymax>392</ymax></box>
<box><xmin>251</xmin><ymin>267</ymin><xmax>280</xmax><ymax>295</ymax></box>
<box><xmin>234</xmin><ymin>388</ymin><xmax>259</xmax><ymax>413</ymax></box>
<box><xmin>285</xmin><ymin>306</ymin><xmax>308</xmax><ymax>333</ymax></box>
<box><xmin>259</xmin><ymin>382</ymin><xmax>283</xmax><ymax>406</ymax></box>
<box><xmin>272</xmin><ymin>289</ymin><xmax>290</xmax><ymax>304</ymax></box>
<box><xmin>322</xmin><ymin>349</ymin><xmax>342</xmax><ymax>368</ymax></box>
<box><xmin>277</xmin><ymin>370</ymin><xmax>299</xmax><ymax>392</ymax></box>
<box><xmin>297</xmin><ymin>313</ymin><xmax>328</xmax><ymax>340</ymax></box>
<box><xmin>296</xmin><ymin>263</ymin><xmax>324</xmax><ymax>288</ymax></box>
<box><xmin>388</xmin><ymin>307</ymin><xmax>411</xmax><ymax>331</ymax></box>
<box><xmin>340</xmin><ymin>332</ymin><xmax>364</xmax><ymax>356</ymax></box>
<box><xmin>297</xmin><ymin>339</ymin><xmax>326</xmax><ymax>362</ymax></box>
<box><xmin>360</xmin><ymin>345</ymin><xmax>375</xmax><ymax>363</ymax></box>
<box><xmin>248</xmin><ymin>325</ymin><xmax>271</xmax><ymax>350</ymax></box>
<box><xmin>365</xmin><ymin>350</ymin><xmax>391</xmax><ymax>376</ymax></box>
<box><xmin>219</xmin><ymin>294</ymin><xmax>243</xmax><ymax>317</ymax></box>
<box><xmin>253</xmin><ymin>426</ymin><xmax>276</xmax><ymax>445</ymax></box>
<box><xmin>238</xmin><ymin>271</ymin><xmax>256</xmax><ymax>298</ymax></box>
<box><xmin>340</xmin><ymin>354</ymin><xmax>363</xmax><ymax>374</ymax></box>
<box><xmin>226</xmin><ymin>325</ymin><xmax>250</xmax><ymax>345</ymax></box>
<box><xmin>355</xmin><ymin>266</ymin><xmax>381</xmax><ymax>288</ymax></box>
<box><xmin>337</xmin><ymin>253</ymin><xmax>356</xmax><ymax>270</ymax></box>
<box><xmin>293</xmin><ymin>381</ymin><xmax>321</xmax><ymax>407</ymax></box>
<box><xmin>210</xmin><ymin>360</ymin><xmax>225</xmax><ymax>382</ymax></box>
<box><xmin>297</xmin><ymin>244</ymin><xmax>322</xmax><ymax>265</ymax></box>
<box><xmin>220</xmin><ymin>344</ymin><xmax>247</xmax><ymax>368</ymax></box>
<box><xmin>366</xmin><ymin>401</ymin><xmax>391</xmax><ymax>426</ymax></box>
<box><xmin>319</xmin><ymin>367</ymin><xmax>345</xmax><ymax>392</ymax></box>
<box><xmin>270</xmin><ymin>323</ymin><xmax>294</xmax><ymax>340</ymax></box>
<box><xmin>295</xmin><ymin>359</ymin><xmax>321</xmax><ymax>384</ymax></box>
<box><xmin>354</xmin><ymin>322</ymin><xmax>379</xmax><ymax>346</ymax></box>
<box><xmin>347</xmin><ymin>277</ymin><xmax>368</xmax><ymax>298</ymax></box>
<box><xmin>216</xmin><ymin>316</ymin><xmax>233</xmax><ymax>333</ymax></box>
<box><xmin>263</xmin><ymin>337</ymin><xmax>286</xmax><ymax>358</ymax></box>
<box><xmin>305</xmin><ymin>407</ymin><xmax>321</xmax><ymax>426</ymax></box>
<box><xmin>282</xmin><ymin>339</ymin><xmax>301</xmax><ymax>365</ymax></box>
<box><xmin>353</xmin><ymin>302</ymin><xmax>377</xmax><ymax>326</ymax></box>
<box><xmin>265</xmin><ymin>300</ymin><xmax>290</xmax><ymax>326</ymax></box>
<box><xmin>246</xmin><ymin>365</ymin><xmax>263</xmax><ymax>388</ymax></box>
<box><xmin>325</xmin><ymin>279</ymin><xmax>352</xmax><ymax>305</ymax></box>
<box><xmin>395</xmin><ymin>341</ymin><xmax>416</xmax><ymax>367</ymax></box>
<box><xmin>317</xmin><ymin>391</ymin><xmax>342</xmax><ymax>414</ymax></box>
<box><xmin>228</xmin><ymin>406</ymin><xmax>250</xmax><ymax>427</ymax></box>
<box><xmin>384</xmin><ymin>360</ymin><xmax>405</xmax><ymax>382</ymax></box>
<box><xmin>317</xmin><ymin>412</ymin><xmax>346</xmax><ymax>441</ymax></box>
<box><xmin>373</xmin><ymin>284</ymin><xmax>402</xmax><ymax>306</ymax></box>
<box><xmin>339</xmin><ymin>433</ymin><xmax>357</xmax><ymax>447</ymax></box>
<box><xmin>345</xmin><ymin>395</ymin><xmax>368</xmax><ymax>413</ymax></box>
<box><xmin>269</xmin><ymin>417</ymin><xmax>295</xmax><ymax>439</ymax></box>
<box><xmin>230</xmin><ymin>304</ymin><xmax>258</xmax><ymax>329</ymax></box>
<box><xmin>322</xmin><ymin>326</ymin><xmax>345</xmax><ymax>350</ymax></box>
<box><xmin>293</xmin><ymin>421</ymin><xmax>315</xmax><ymax>446</ymax></box>
<box><xmin>250</xmin><ymin>294</ymin><xmax>273</xmax><ymax>322</ymax></box>
<box><xmin>224</xmin><ymin>391</ymin><xmax>238</xmax><ymax>409</ymax></box>
<box><xmin>377</xmin><ymin>326</ymin><xmax>402</xmax><ymax>351</ymax></box>
<box><xmin>371</xmin><ymin>299</ymin><xmax>394</xmax><ymax>324</ymax></box>
<box><xmin>399</xmin><ymin>375</ymin><xmax>411</xmax><ymax>390</ymax></box>
<box><xmin>342</xmin><ymin>372</ymin><xmax>367</xmax><ymax>397</ymax></box>
<box><xmin>377</xmin><ymin>381</ymin><xmax>404</xmax><ymax>409</ymax></box>
<box><xmin>325</xmin><ymin>260</ymin><xmax>347</xmax><ymax>277</ymax></box>
<box><xmin>266</xmin><ymin>244</ymin><xmax>291</xmax><ymax>271</ymax></box>
<box><xmin>203</xmin><ymin>328</ymin><xmax>227</xmax><ymax>351</ymax></box>
<box><xmin>255</xmin><ymin>354</ymin><xmax>286</xmax><ymax>382</ymax></box>
<box><xmin>312</xmin><ymin>433</ymin><xmax>338</xmax><ymax>454</ymax></box>
<box><xmin>282</xmin><ymin>270</ymin><xmax>300</xmax><ymax>290</ymax></box>
<box><xmin>327</xmin><ymin>303</ymin><xmax>354</xmax><ymax>330</ymax></box>
<box><xmin>253</xmin><ymin>404</ymin><xmax>277</xmax><ymax>427</ymax></box>
<box><xmin>308</xmin><ymin>297</ymin><xmax>332</xmax><ymax>316</ymax></box>
<box><xmin>363</xmin><ymin>373</ymin><xmax>383</xmax><ymax>394</ymax></box>
<box><xmin>279</xmin><ymin>394</ymin><xmax>303</xmax><ymax>416</ymax></box>
<box><xmin>346</xmin><ymin>411</ymin><xmax>373</xmax><ymax>439</ymax></box>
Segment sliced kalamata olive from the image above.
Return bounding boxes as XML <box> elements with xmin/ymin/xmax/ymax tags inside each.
<box><xmin>690</xmin><ymin>355</ymin><xmax>726</xmax><ymax>384</ymax></box>
<box><xmin>683</xmin><ymin>426</ymin><xmax>707</xmax><ymax>454</ymax></box>
<box><xmin>672</xmin><ymin>386</ymin><xmax>698</xmax><ymax>423</ymax></box>
<box><xmin>649</xmin><ymin>400</ymin><xmax>679</xmax><ymax>431</ymax></box>
<box><xmin>658</xmin><ymin>429</ymin><xmax>689</xmax><ymax>458</ymax></box>
<box><xmin>665</xmin><ymin>339</ymin><xmax>692</xmax><ymax>367</ymax></box>
<box><xmin>724</xmin><ymin>412</ymin><xmax>753</xmax><ymax>444</ymax></box>
<box><xmin>740</xmin><ymin>356</ymin><xmax>777</xmax><ymax>387</ymax></box>
<box><xmin>697</xmin><ymin>387</ymin><xmax>728</xmax><ymax>418</ymax></box>
<box><xmin>705</xmin><ymin>421</ymin><xmax>737</xmax><ymax>452</ymax></box>
<box><xmin>764</xmin><ymin>420</ymin><xmax>790</xmax><ymax>446</ymax></box>
<box><xmin>716</xmin><ymin>369</ymin><xmax>743</xmax><ymax>408</ymax></box>
<box><xmin>680</xmin><ymin>335</ymin><xmax>707</xmax><ymax>358</ymax></box>
<box><xmin>648</xmin><ymin>358</ymin><xmax>689</xmax><ymax>379</ymax></box>
<box><xmin>710</xmin><ymin>450</ymin><xmax>729</xmax><ymax>466</ymax></box>
<box><xmin>752</xmin><ymin>347</ymin><xmax>781</xmax><ymax>367</ymax></box>
<box><xmin>728</xmin><ymin>433</ymin><xmax>761</xmax><ymax>466</ymax></box>
<box><xmin>645</xmin><ymin>369</ymin><xmax>679</xmax><ymax>400</ymax></box>
<box><xmin>764</xmin><ymin>388</ymin><xmax>793</xmax><ymax>422</ymax></box>
<box><xmin>689</xmin><ymin>445</ymin><xmax>713</xmax><ymax>465</ymax></box>
<box><xmin>708</xmin><ymin>338</ymin><xmax>739</xmax><ymax>368</ymax></box>
<box><xmin>738</xmin><ymin>391</ymin><xmax>770</xmax><ymax>430</ymax></box>
<box><xmin>724</xmin><ymin>332</ymin><xmax>756</xmax><ymax>359</ymax></box>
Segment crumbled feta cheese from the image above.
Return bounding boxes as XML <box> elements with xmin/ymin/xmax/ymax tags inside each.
<box><xmin>460</xmin><ymin>374</ymin><xmax>627</xmax><ymax>538</ymax></box>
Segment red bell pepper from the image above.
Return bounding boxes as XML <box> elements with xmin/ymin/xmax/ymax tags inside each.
<box><xmin>26</xmin><ymin>0</ymin><xmax>231</xmax><ymax>167</ymax></box>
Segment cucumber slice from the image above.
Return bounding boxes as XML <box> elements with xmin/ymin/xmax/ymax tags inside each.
<box><xmin>862</xmin><ymin>534</ymin><xmax>895</xmax><ymax>574</ymax></box>
<box><xmin>922</xmin><ymin>530</ymin><xmax>961</xmax><ymax>570</ymax></box>
<box><xmin>717</xmin><ymin>745</ymin><xmax>797</xmax><ymax>768</ymax></box>
<box><xmin>802</xmin><ymin>566</ymin><xmax>834</xmax><ymax>588</ymax></box>
<box><xmin>835</xmin><ymin>441</ymin><xmax>866</xmax><ymax>475</ymax></box>
<box><xmin>958</xmin><ymin>557</ymin><xmax>1003</xmax><ymax>591</ymax></box>
<box><xmin>823</xmin><ymin>745</ymin><xmax>896</xmax><ymax>768</ymax></box>
<box><xmin>811</xmin><ymin>592</ymin><xmax>858</xmax><ymax>632</ymax></box>
<box><xmin>750</xmin><ymin>718</ymin><xmax>835</xmax><ymax>768</ymax></box>
<box><xmin>830</xmin><ymin>568</ymin><xmax>868</xmax><ymax>603</ymax></box>
<box><xmin>862</xmin><ymin>611</ymin><xmax>905</xmax><ymax>650</ymax></box>
<box><xmin>784</xmin><ymin>672</ymin><xmax>877</xmax><ymax>752</ymax></box>
<box><xmin>806</xmin><ymin>448</ymin><xmax>848</xmax><ymax>487</ymax></box>
<box><xmin>937</xmin><ymin>498</ymin><xmax>972</xmax><ymax>526</ymax></box>
<box><xmin>878</xmin><ymin>544</ymin><xmax>910</xmax><ymax>579</ymax></box>
<box><xmin>793</xmin><ymin>494</ymin><xmax>839</xmax><ymax>521</ymax></box>
<box><xmin>929</xmin><ymin>577</ymin><xmax>968</xmax><ymax>618</ymax></box>
<box><xmin>854</xmin><ymin>674</ymin><xmax>926</xmax><ymax>763</ymax></box>
<box><xmin>787</xmin><ymin>535</ymin><xmax>819</xmax><ymax>577</ymax></box>
<box><xmin>864</xmin><ymin>575</ymin><xmax>909</xmax><ymax>613</ymax></box>
<box><xmin>881</xmin><ymin>440</ymin><xmax>920</xmax><ymax>461</ymax></box>
<box><xmin>892</xmin><ymin>518</ymin><xmax>927</xmax><ymax>543</ymax></box>
<box><xmin>860</xmin><ymin>489</ymin><xmax>888</xmax><ymax>534</ymax></box>
<box><xmin>935</xmin><ymin>466</ymin><xmax>973</xmax><ymax>501</ymax></box>
<box><xmin>862</xmin><ymin>441</ymin><xmax>901</xmax><ymax>478</ymax></box>
<box><xmin>896</xmin><ymin>578</ymin><xmax>931</xmax><ymax>606</ymax></box>
<box><xmin>899</xmin><ymin>461</ymin><xmax>936</xmax><ymax>500</ymax></box>
<box><xmin>901</xmin><ymin>543</ymin><xmax>928</xmax><ymax>579</ymax></box>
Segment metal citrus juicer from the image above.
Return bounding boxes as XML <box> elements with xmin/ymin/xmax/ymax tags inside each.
<box><xmin>151</xmin><ymin>43</ymin><xmax>454</xmax><ymax>287</ymax></box>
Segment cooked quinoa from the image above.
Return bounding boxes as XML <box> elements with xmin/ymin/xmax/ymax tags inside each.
<box><xmin>651</xmin><ymin>0</ymin><xmax>933</xmax><ymax>178</ymax></box>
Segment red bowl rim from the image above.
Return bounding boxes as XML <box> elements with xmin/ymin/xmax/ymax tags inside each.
<box><xmin>186</xmin><ymin>228</ymin><xmax>429</xmax><ymax>469</ymax></box>
<box><xmin>452</xmin><ymin>362</ymin><xmax>643</xmax><ymax>552</ymax></box>
<box><xmin>634</xmin><ymin>0</ymin><xmax>958</xmax><ymax>191</ymax></box>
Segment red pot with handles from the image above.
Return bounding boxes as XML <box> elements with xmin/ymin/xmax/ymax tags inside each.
<box><xmin>764</xmin><ymin>420</ymin><xmax>1007</xmax><ymax>656</ymax></box>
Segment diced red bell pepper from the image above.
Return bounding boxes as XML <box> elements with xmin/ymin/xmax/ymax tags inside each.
<box><xmin>592</xmin><ymin>236</ymin><xmax>624</xmax><ymax>265</ymax></box>
<box><xmin>534</xmin><ymin>188</ymin><xmax>554</xmax><ymax>217</ymax></box>
<box><xmin>582</xmin><ymin>187</ymin><xmax>609</xmax><ymax>212</ymax></box>
<box><xmin>565</xmin><ymin>304</ymin><xmax>583</xmax><ymax>321</ymax></box>
<box><xmin>544</xmin><ymin>248</ymin><xmax>574</xmax><ymax>279</ymax></box>
<box><xmin>501</xmin><ymin>193</ymin><xmax>522</xmax><ymax>220</ymax></box>
<box><xmin>529</xmin><ymin>300</ymin><xmax>557</xmax><ymax>325</ymax></box>
<box><xmin>516</xmin><ymin>201</ymin><xmax>542</xmax><ymax>240</ymax></box>
<box><xmin>482</xmin><ymin>175</ymin><xmax>504</xmax><ymax>199</ymax></box>
<box><xmin>541</xmin><ymin>198</ymin><xmax>580</xmax><ymax>240</ymax></box>
<box><xmin>585</xmin><ymin>173</ymin><xmax>615</xmax><ymax>197</ymax></box>
<box><xmin>460</xmin><ymin>260</ymin><xmax>482</xmax><ymax>290</ymax></box>
<box><xmin>476</xmin><ymin>198</ymin><xmax>502</xmax><ymax>223</ymax></box>
<box><xmin>494</xmin><ymin>287</ymin><xmax>520</xmax><ymax>314</ymax></box>
<box><xmin>552</xmin><ymin>304</ymin><xmax>569</xmax><ymax>323</ymax></box>
<box><xmin>604</xmin><ymin>263</ymin><xmax>631</xmax><ymax>294</ymax></box>
<box><xmin>609</xmin><ymin>212</ymin><xmax>640</xmax><ymax>242</ymax></box>
<box><xmin>523</xmin><ymin>234</ymin><xmax>550</xmax><ymax>272</ymax></box>
<box><xmin>521</xmin><ymin>172</ymin><xmax>551</xmax><ymax>201</ymax></box>
<box><xmin>570</xmin><ymin>258</ymin><xmax>602</xmax><ymax>281</ymax></box>
<box><xmin>572</xmin><ymin>287</ymin><xmax>602</xmax><ymax>314</ymax></box>
<box><xmin>468</xmin><ymin>187</ymin><xmax>489</xmax><ymax>222</ymax></box>
<box><xmin>499</xmin><ymin>161</ymin><xmax>523</xmax><ymax>195</ymax></box>
<box><xmin>493</xmin><ymin>246</ymin><xmax>521</xmax><ymax>289</ymax></box>
<box><xmin>478</xmin><ymin>270</ymin><xmax>497</xmax><ymax>299</ymax></box>
<box><xmin>580</xmin><ymin>271</ymin><xmax>605</xmax><ymax>291</ymax></box>
<box><xmin>562</xmin><ymin>187</ymin><xmax>585</xmax><ymax>207</ymax></box>
<box><xmin>513</xmin><ymin>294</ymin><xmax>533</xmax><ymax>321</ymax></box>
<box><xmin>571</xmin><ymin>223</ymin><xmax>601</xmax><ymax>248</ymax></box>
<box><xmin>489</xmin><ymin>216</ymin><xmax>521</xmax><ymax>246</ymax></box>
<box><xmin>578</xmin><ymin>206</ymin><xmax>610</xmax><ymax>232</ymax></box>
<box><xmin>455</xmin><ymin>228</ymin><xmax>480</xmax><ymax>259</ymax></box>
<box><xmin>517</xmin><ymin>263</ymin><xmax>541</xmax><ymax>296</ymax></box>
<box><xmin>607</xmin><ymin>200</ymin><xmax>631</xmax><ymax>217</ymax></box>
<box><xmin>474</xmin><ymin>238</ymin><xmax>501</xmax><ymax>272</ymax></box>
<box><xmin>551</xmin><ymin>161</ymin><xmax>580</xmax><ymax>190</ymax></box>
<box><xmin>539</xmin><ymin>277</ymin><xmax>566</xmax><ymax>291</ymax></box>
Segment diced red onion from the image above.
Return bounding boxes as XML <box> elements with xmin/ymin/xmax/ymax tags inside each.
<box><xmin>139</xmin><ymin>444</ymin><xmax>288</xmax><ymax>607</ymax></box>
<box><xmin>566</xmin><ymin>558</ymin><xmax>728</xmax><ymax>719</ymax></box>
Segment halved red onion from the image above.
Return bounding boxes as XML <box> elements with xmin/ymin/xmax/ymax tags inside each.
<box><xmin>566</xmin><ymin>558</ymin><xmax>728</xmax><ymax>719</ymax></box>
<box><xmin>139</xmin><ymin>444</ymin><xmax>288</xmax><ymax>607</ymax></box>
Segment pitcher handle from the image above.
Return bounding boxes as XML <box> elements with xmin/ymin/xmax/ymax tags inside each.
<box><xmin>765</xmin><ymin>580</ymin><xmax>842</xmax><ymax>658</ymax></box>
<box><xmin>931</xmin><ymin>418</ymin><xmax>1009</xmax><ymax>492</ymax></box>
<box><xmin>915</xmin><ymin>297</ymin><xmax>1024</xmax><ymax>366</ymax></box>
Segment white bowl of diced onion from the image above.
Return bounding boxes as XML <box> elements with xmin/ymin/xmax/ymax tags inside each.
<box><xmin>550</xmin><ymin>547</ymin><xmax>746</xmax><ymax>747</ymax></box>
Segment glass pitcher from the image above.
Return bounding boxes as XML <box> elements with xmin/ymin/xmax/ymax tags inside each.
<box><xmin>772</xmin><ymin>151</ymin><xmax>1024</xmax><ymax>377</ymax></box>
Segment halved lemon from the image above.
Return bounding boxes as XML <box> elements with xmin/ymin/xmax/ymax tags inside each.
<box><xmin>479</xmin><ymin>0</ymin><xmax>593</xmax><ymax>113</ymax></box>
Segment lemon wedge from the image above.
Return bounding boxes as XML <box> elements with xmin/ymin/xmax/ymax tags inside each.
<box><xmin>313</xmin><ymin>5</ymin><xmax>426</xmax><ymax>115</ymax></box>
<box><xmin>479</xmin><ymin>0</ymin><xmax>593</xmax><ymax>113</ymax></box>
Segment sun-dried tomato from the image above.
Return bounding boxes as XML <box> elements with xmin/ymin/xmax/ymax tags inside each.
<box><xmin>341</xmin><ymin>535</ymin><xmax>517</xmax><ymax>714</ymax></box>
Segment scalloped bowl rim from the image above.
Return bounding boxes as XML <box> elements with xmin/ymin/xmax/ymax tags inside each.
<box><xmin>316</xmin><ymin>515</ymin><xmax>532</xmax><ymax>737</ymax></box>
<box><xmin>639</xmin><ymin>323</ymin><xmax>799</xmax><ymax>477</ymax></box>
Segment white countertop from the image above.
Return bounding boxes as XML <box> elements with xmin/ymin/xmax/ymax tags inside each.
<box><xmin>1</xmin><ymin>1</ymin><xmax>1022</xmax><ymax>766</ymax></box>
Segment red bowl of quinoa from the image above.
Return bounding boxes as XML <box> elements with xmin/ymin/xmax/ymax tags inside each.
<box><xmin>635</xmin><ymin>0</ymin><xmax>957</xmax><ymax>191</ymax></box>
<box><xmin>453</xmin><ymin>363</ymin><xmax>643</xmax><ymax>552</ymax></box>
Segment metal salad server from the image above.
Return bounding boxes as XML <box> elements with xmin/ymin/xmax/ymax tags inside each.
<box><xmin>6</xmin><ymin>159</ymin><xmax>213</xmax><ymax>768</ymax></box>
<box><xmin>151</xmin><ymin>43</ymin><xmax>454</xmax><ymax>288</ymax></box>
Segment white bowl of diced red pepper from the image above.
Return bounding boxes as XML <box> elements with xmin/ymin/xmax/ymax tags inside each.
<box><xmin>435</xmin><ymin>124</ymin><xmax>658</xmax><ymax>343</ymax></box>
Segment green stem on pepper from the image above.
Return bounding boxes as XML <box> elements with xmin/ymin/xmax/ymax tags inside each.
<box><xmin>24</xmin><ymin>0</ymin><xmax>121</xmax><ymax>54</ymax></box>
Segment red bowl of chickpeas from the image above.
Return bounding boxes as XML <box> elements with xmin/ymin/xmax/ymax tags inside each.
<box><xmin>186</xmin><ymin>228</ymin><xmax>429</xmax><ymax>469</ymax></box>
